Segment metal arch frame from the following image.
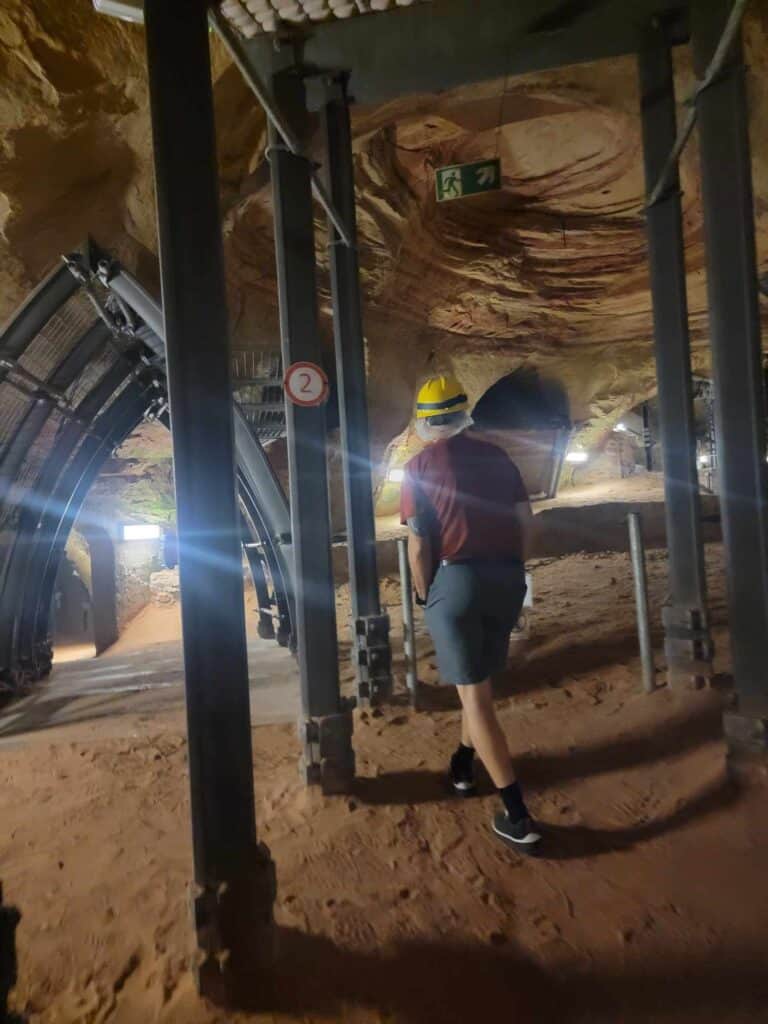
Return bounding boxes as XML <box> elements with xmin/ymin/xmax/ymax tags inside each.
<box><xmin>19</xmin><ymin>381</ymin><xmax>155</xmax><ymax>679</ymax></box>
<box><xmin>95</xmin><ymin>254</ymin><xmax>296</xmax><ymax>639</ymax></box>
<box><xmin>0</xmin><ymin>254</ymin><xmax>296</xmax><ymax>686</ymax></box>
<box><xmin>0</xmin><ymin>355</ymin><xmax>139</xmax><ymax>676</ymax></box>
<box><xmin>0</xmin><ymin>266</ymin><xmax>147</xmax><ymax>683</ymax></box>
<box><xmin>0</xmin><ymin>314</ymin><xmax>115</xmax><ymax>508</ymax></box>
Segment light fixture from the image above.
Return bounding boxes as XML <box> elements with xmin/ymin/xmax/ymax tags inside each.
<box><xmin>565</xmin><ymin>450</ymin><xmax>589</xmax><ymax>464</ymax></box>
<box><xmin>697</xmin><ymin>453</ymin><xmax>711</xmax><ymax>467</ymax></box>
<box><xmin>614</xmin><ymin>422</ymin><xmax>628</xmax><ymax>433</ymax></box>
<box><xmin>387</xmin><ymin>467</ymin><xmax>405</xmax><ymax>484</ymax></box>
<box><xmin>93</xmin><ymin>0</ymin><xmax>144</xmax><ymax>24</ymax></box>
<box><xmin>122</xmin><ymin>523</ymin><xmax>162</xmax><ymax>541</ymax></box>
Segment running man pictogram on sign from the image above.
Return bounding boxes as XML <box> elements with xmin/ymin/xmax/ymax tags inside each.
<box><xmin>435</xmin><ymin>158</ymin><xmax>502</xmax><ymax>202</ymax></box>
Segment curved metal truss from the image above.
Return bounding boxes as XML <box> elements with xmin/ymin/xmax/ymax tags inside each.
<box><xmin>0</xmin><ymin>244</ymin><xmax>295</xmax><ymax>693</ymax></box>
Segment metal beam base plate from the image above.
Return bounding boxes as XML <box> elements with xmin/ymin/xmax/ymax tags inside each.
<box><xmin>300</xmin><ymin>705</ymin><xmax>355</xmax><ymax>794</ymax></box>
<box><xmin>662</xmin><ymin>606</ymin><xmax>714</xmax><ymax>689</ymax></box>
<box><xmin>355</xmin><ymin>614</ymin><xmax>392</xmax><ymax>708</ymax></box>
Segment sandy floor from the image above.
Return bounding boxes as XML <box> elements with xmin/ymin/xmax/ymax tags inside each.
<box><xmin>3</xmin><ymin>542</ymin><xmax>768</xmax><ymax>1023</ymax></box>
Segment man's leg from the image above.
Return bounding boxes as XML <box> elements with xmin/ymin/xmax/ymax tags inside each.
<box><xmin>456</xmin><ymin>679</ymin><xmax>515</xmax><ymax>787</ymax></box>
<box><xmin>460</xmin><ymin>709</ymin><xmax>473</xmax><ymax>748</ymax></box>
<box><xmin>457</xmin><ymin>680</ymin><xmax>540</xmax><ymax>848</ymax></box>
<box><xmin>450</xmin><ymin>708</ymin><xmax>477</xmax><ymax>794</ymax></box>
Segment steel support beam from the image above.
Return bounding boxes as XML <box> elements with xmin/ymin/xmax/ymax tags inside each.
<box><xmin>269</xmin><ymin>67</ymin><xmax>354</xmax><ymax>794</ymax></box>
<box><xmin>0</xmin><ymin>358</ymin><xmax>135</xmax><ymax>680</ymax></box>
<box><xmin>17</xmin><ymin>383</ymin><xmax>150</xmax><ymax>679</ymax></box>
<box><xmin>322</xmin><ymin>73</ymin><xmax>391</xmax><ymax>707</ymax></box>
<box><xmin>239</xmin><ymin>0</ymin><xmax>688</xmax><ymax>111</ymax></box>
<box><xmin>144</xmin><ymin>0</ymin><xmax>274</xmax><ymax>1000</ymax></box>
<box><xmin>638</xmin><ymin>24</ymin><xmax>713</xmax><ymax>688</ymax></box>
<box><xmin>692</xmin><ymin>0</ymin><xmax>768</xmax><ymax>761</ymax></box>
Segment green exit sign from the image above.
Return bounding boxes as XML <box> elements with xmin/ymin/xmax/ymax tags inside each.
<box><xmin>435</xmin><ymin>158</ymin><xmax>502</xmax><ymax>202</ymax></box>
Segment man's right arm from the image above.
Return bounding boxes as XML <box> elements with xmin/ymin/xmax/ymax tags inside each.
<box><xmin>407</xmin><ymin>518</ymin><xmax>433</xmax><ymax>601</ymax></box>
<box><xmin>513</xmin><ymin>499</ymin><xmax>535</xmax><ymax>561</ymax></box>
<box><xmin>400</xmin><ymin>462</ymin><xmax>435</xmax><ymax>600</ymax></box>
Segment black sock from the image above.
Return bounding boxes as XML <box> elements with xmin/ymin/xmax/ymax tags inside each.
<box><xmin>453</xmin><ymin>743</ymin><xmax>475</xmax><ymax>771</ymax></box>
<box><xmin>499</xmin><ymin>781</ymin><xmax>528</xmax><ymax>822</ymax></box>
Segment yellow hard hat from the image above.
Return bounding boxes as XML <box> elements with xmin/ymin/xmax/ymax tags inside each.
<box><xmin>415</xmin><ymin>374</ymin><xmax>469</xmax><ymax>420</ymax></box>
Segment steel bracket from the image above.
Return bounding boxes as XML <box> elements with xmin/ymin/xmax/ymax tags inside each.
<box><xmin>354</xmin><ymin>613</ymin><xmax>392</xmax><ymax>707</ymax></box>
<box><xmin>662</xmin><ymin>606</ymin><xmax>714</xmax><ymax>687</ymax></box>
<box><xmin>299</xmin><ymin>704</ymin><xmax>356</xmax><ymax>795</ymax></box>
<box><xmin>191</xmin><ymin>845</ymin><xmax>277</xmax><ymax>1003</ymax></box>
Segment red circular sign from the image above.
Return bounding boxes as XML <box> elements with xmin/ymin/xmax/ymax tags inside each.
<box><xmin>283</xmin><ymin>361</ymin><xmax>330</xmax><ymax>407</ymax></box>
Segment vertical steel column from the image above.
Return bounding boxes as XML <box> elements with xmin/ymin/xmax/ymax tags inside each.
<box><xmin>638</xmin><ymin>24</ymin><xmax>713</xmax><ymax>688</ymax></box>
<box><xmin>692</xmin><ymin>0</ymin><xmax>768</xmax><ymax>758</ymax></box>
<box><xmin>269</xmin><ymin>67</ymin><xmax>355</xmax><ymax>794</ymax></box>
<box><xmin>322</xmin><ymin>73</ymin><xmax>392</xmax><ymax>707</ymax></box>
<box><xmin>143</xmin><ymin>0</ymin><xmax>275</xmax><ymax>1001</ymax></box>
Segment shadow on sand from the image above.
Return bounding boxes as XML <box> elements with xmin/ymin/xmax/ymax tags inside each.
<box><xmin>231</xmin><ymin>926</ymin><xmax>766</xmax><ymax>1022</ymax></box>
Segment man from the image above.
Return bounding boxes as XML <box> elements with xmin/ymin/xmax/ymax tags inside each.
<box><xmin>400</xmin><ymin>374</ymin><xmax>540</xmax><ymax>850</ymax></box>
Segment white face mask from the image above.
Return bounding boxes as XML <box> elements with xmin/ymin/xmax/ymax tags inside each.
<box><xmin>415</xmin><ymin>413</ymin><xmax>473</xmax><ymax>443</ymax></box>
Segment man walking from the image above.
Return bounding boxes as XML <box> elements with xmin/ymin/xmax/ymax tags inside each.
<box><xmin>400</xmin><ymin>374</ymin><xmax>540</xmax><ymax>850</ymax></box>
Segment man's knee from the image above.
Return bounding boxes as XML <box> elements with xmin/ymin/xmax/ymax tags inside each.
<box><xmin>457</xmin><ymin>679</ymin><xmax>493</xmax><ymax>713</ymax></box>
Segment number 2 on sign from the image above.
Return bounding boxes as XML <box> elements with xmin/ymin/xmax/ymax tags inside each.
<box><xmin>284</xmin><ymin>361</ymin><xmax>329</xmax><ymax>407</ymax></box>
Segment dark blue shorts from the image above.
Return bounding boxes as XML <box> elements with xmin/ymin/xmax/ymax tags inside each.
<box><xmin>424</xmin><ymin>560</ymin><xmax>527</xmax><ymax>686</ymax></box>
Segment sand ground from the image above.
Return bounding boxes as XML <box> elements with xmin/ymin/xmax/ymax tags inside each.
<box><xmin>3</xmin><ymin>540</ymin><xmax>768</xmax><ymax>1023</ymax></box>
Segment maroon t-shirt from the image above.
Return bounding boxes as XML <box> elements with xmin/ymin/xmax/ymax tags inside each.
<box><xmin>400</xmin><ymin>432</ymin><xmax>529</xmax><ymax>561</ymax></box>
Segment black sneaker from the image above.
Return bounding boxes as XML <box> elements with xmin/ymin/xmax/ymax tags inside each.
<box><xmin>492</xmin><ymin>811</ymin><xmax>541</xmax><ymax>851</ymax></box>
<box><xmin>449</xmin><ymin>750</ymin><xmax>477</xmax><ymax>796</ymax></box>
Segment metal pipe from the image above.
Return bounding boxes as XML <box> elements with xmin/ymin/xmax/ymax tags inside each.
<box><xmin>397</xmin><ymin>537</ymin><xmax>418</xmax><ymax>705</ymax></box>
<box><xmin>208</xmin><ymin>6</ymin><xmax>354</xmax><ymax>248</ymax></box>
<box><xmin>646</xmin><ymin>0</ymin><xmax>749</xmax><ymax>207</ymax></box>
<box><xmin>144</xmin><ymin>0</ymin><xmax>274</xmax><ymax>997</ymax></box>
<box><xmin>628</xmin><ymin>512</ymin><xmax>656</xmax><ymax>694</ymax></box>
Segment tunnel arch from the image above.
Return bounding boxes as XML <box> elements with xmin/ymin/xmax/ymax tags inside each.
<box><xmin>0</xmin><ymin>246</ymin><xmax>295</xmax><ymax>692</ymax></box>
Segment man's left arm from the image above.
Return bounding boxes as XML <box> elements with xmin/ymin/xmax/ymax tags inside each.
<box><xmin>407</xmin><ymin>521</ymin><xmax>433</xmax><ymax>602</ymax></box>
